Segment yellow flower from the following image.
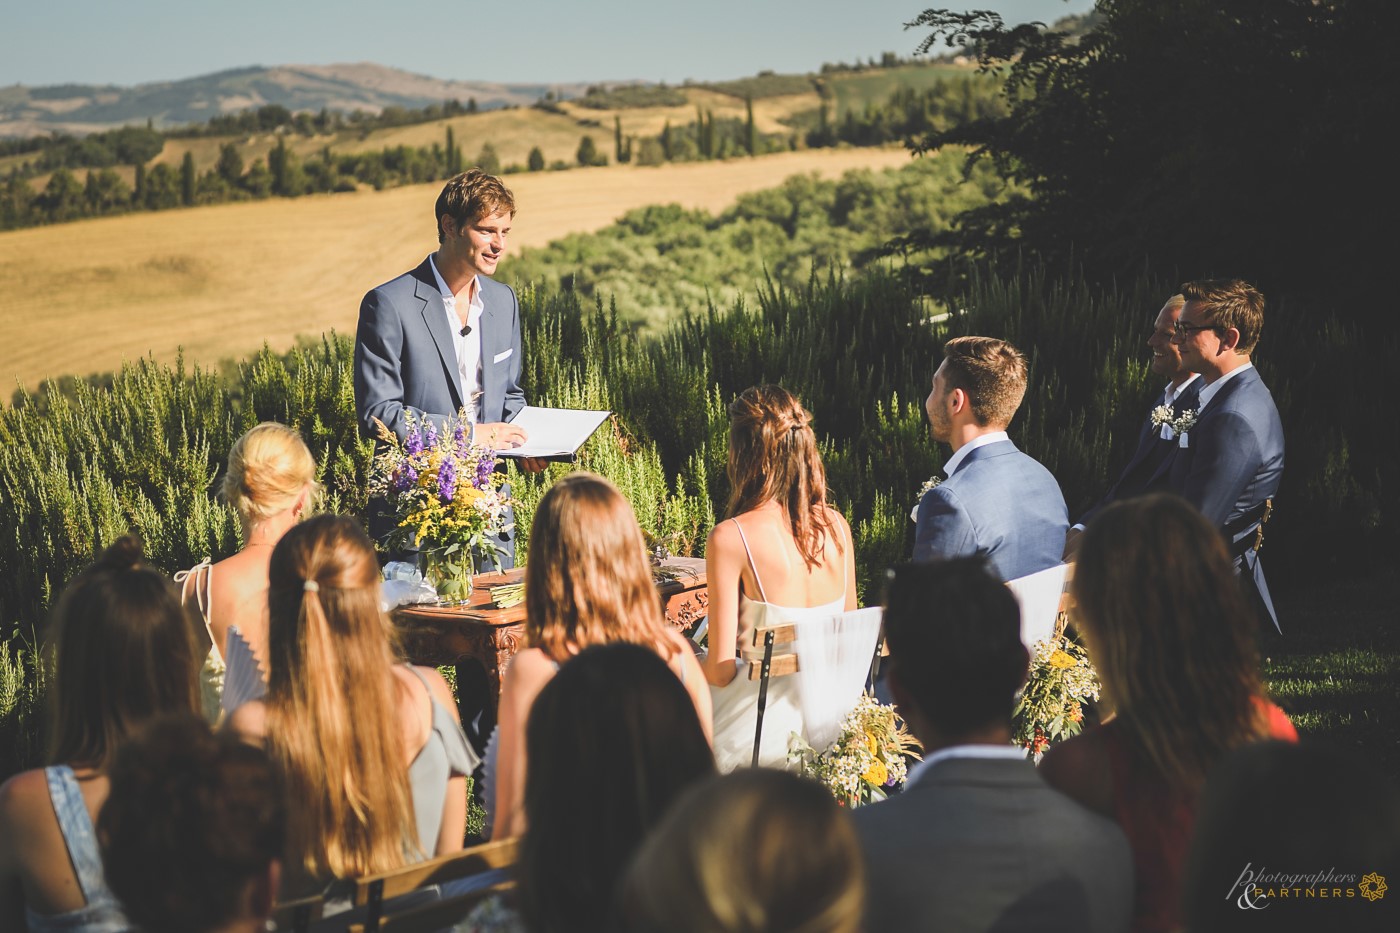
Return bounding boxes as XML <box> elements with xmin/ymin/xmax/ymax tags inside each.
<box><xmin>1047</xmin><ymin>649</ymin><xmax>1077</xmax><ymax>670</ymax></box>
<box><xmin>861</xmin><ymin>758</ymin><xmax>888</xmax><ymax>786</ymax></box>
<box><xmin>864</xmin><ymin>731</ymin><xmax>879</xmax><ymax>755</ymax></box>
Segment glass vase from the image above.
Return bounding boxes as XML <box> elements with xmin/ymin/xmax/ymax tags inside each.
<box><xmin>422</xmin><ymin>547</ymin><xmax>474</xmax><ymax>605</ymax></box>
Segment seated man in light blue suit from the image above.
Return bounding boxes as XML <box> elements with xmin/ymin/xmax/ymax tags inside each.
<box><xmin>855</xmin><ymin>560</ymin><xmax>1133</xmax><ymax>933</ymax></box>
<box><xmin>914</xmin><ymin>336</ymin><xmax>1068</xmax><ymax>582</ymax></box>
<box><xmin>355</xmin><ymin>169</ymin><xmax>545</xmax><ymax>568</ymax></box>
<box><xmin>1161</xmin><ymin>278</ymin><xmax>1284</xmax><ymax>632</ymax></box>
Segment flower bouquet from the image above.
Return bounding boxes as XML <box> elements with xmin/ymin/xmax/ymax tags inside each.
<box><xmin>367</xmin><ymin>412</ymin><xmax>513</xmax><ymax>603</ymax></box>
<box><xmin>1013</xmin><ymin>632</ymin><xmax>1101</xmax><ymax>760</ymax></box>
<box><xmin>789</xmin><ymin>694</ymin><xmax>922</xmax><ymax>808</ymax></box>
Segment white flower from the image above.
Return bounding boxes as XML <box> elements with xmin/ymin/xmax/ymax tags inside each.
<box><xmin>1149</xmin><ymin>404</ymin><xmax>1175</xmax><ymax>430</ymax></box>
<box><xmin>911</xmin><ymin>474</ymin><xmax>943</xmax><ymax>522</ymax></box>
<box><xmin>1172</xmin><ymin>409</ymin><xmax>1198</xmax><ymax>434</ymax></box>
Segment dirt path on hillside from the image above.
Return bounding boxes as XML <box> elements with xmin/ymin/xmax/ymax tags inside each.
<box><xmin>0</xmin><ymin>148</ymin><xmax>912</xmax><ymax>390</ymax></box>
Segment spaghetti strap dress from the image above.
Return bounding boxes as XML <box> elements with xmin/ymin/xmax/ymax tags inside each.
<box><xmin>708</xmin><ymin>519</ymin><xmax>846</xmax><ymax>773</ymax></box>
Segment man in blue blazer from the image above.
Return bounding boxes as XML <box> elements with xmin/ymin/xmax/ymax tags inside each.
<box><xmin>355</xmin><ymin>170</ymin><xmax>544</xmax><ymax>568</ymax></box>
<box><xmin>1163</xmin><ymin>278</ymin><xmax>1284</xmax><ymax>631</ymax></box>
<box><xmin>1066</xmin><ymin>295</ymin><xmax>1201</xmax><ymax>553</ymax></box>
<box><xmin>914</xmin><ymin>336</ymin><xmax>1068</xmax><ymax>582</ymax></box>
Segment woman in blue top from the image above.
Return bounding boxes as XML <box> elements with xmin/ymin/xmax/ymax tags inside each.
<box><xmin>0</xmin><ymin>537</ymin><xmax>203</xmax><ymax>932</ymax></box>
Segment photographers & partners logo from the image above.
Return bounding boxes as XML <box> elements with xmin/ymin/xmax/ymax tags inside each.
<box><xmin>1227</xmin><ymin>863</ymin><xmax>1388</xmax><ymax>910</ymax></box>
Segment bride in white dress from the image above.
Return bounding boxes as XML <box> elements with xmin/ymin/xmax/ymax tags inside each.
<box><xmin>704</xmin><ymin>385</ymin><xmax>858</xmax><ymax>772</ymax></box>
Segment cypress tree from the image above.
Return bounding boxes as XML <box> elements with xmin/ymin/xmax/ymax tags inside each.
<box><xmin>180</xmin><ymin>152</ymin><xmax>196</xmax><ymax>206</ymax></box>
<box><xmin>446</xmin><ymin>126</ymin><xmax>458</xmax><ymax>174</ymax></box>
<box><xmin>745</xmin><ymin>95</ymin><xmax>756</xmax><ymax>156</ymax></box>
<box><xmin>133</xmin><ymin>162</ymin><xmax>146</xmax><ymax>207</ymax></box>
<box><xmin>661</xmin><ymin>120</ymin><xmax>672</xmax><ymax>161</ymax></box>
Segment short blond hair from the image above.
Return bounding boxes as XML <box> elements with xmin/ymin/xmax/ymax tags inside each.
<box><xmin>940</xmin><ymin>336</ymin><xmax>1028</xmax><ymax>428</ymax></box>
<box><xmin>221</xmin><ymin>423</ymin><xmax>317</xmax><ymax>536</ymax></box>
<box><xmin>435</xmin><ymin>169</ymin><xmax>516</xmax><ymax>242</ymax></box>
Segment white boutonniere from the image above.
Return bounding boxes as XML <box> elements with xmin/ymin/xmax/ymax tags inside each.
<box><xmin>1149</xmin><ymin>404</ymin><xmax>1175</xmax><ymax>431</ymax></box>
<box><xmin>911</xmin><ymin>474</ymin><xmax>943</xmax><ymax>522</ymax></box>
<box><xmin>1152</xmin><ymin>405</ymin><xmax>1198</xmax><ymax>441</ymax></box>
<box><xmin>1174</xmin><ymin>409</ymin><xmax>1199</xmax><ymax>447</ymax></box>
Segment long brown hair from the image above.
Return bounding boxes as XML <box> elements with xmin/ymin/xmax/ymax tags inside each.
<box><xmin>264</xmin><ymin>515</ymin><xmax>417</xmax><ymax>881</ymax></box>
<box><xmin>519</xmin><ymin>644</ymin><xmax>715</xmax><ymax>933</ymax></box>
<box><xmin>47</xmin><ymin>537</ymin><xmax>201</xmax><ymax>770</ymax></box>
<box><xmin>1074</xmin><ymin>493</ymin><xmax>1271</xmax><ymax>788</ymax></box>
<box><xmin>725</xmin><ymin>385</ymin><xmax>840</xmax><ymax>569</ymax></box>
<box><xmin>524</xmin><ymin>473</ymin><xmax>673</xmax><ymax>661</ymax></box>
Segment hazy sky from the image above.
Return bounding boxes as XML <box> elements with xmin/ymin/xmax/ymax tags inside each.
<box><xmin>3</xmin><ymin>1</ymin><xmax>1093</xmax><ymax>88</ymax></box>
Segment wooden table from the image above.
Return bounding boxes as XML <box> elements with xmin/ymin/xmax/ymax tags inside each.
<box><xmin>393</xmin><ymin>557</ymin><xmax>707</xmax><ymax>732</ymax></box>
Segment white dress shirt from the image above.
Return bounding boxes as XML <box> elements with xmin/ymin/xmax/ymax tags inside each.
<box><xmin>1194</xmin><ymin>361</ymin><xmax>1254</xmax><ymax>416</ymax></box>
<box><xmin>942</xmin><ymin>430</ymin><xmax>1009</xmax><ymax>478</ymax></box>
<box><xmin>905</xmin><ymin>742</ymin><xmax>1028</xmax><ymax>789</ymax></box>
<box><xmin>429</xmin><ymin>255</ymin><xmax>484</xmax><ymax>422</ymax></box>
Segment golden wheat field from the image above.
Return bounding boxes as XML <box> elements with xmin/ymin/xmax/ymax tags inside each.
<box><xmin>0</xmin><ymin>147</ymin><xmax>911</xmax><ymax>391</ymax></box>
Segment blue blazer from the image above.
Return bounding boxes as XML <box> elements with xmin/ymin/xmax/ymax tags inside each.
<box><xmin>1079</xmin><ymin>379</ymin><xmax>1201</xmax><ymax>525</ymax></box>
<box><xmin>914</xmin><ymin>439</ymin><xmax>1069</xmax><ymax>582</ymax></box>
<box><xmin>354</xmin><ymin>256</ymin><xmax>526</xmax><ymax>442</ymax></box>
<box><xmin>1160</xmin><ymin>366</ymin><xmax>1284</xmax><ymax>631</ymax></box>
<box><xmin>355</xmin><ymin>257</ymin><xmax>527</xmax><ymax>567</ymax></box>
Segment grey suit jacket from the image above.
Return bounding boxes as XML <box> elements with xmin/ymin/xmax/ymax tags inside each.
<box><xmin>354</xmin><ymin>256</ymin><xmax>526</xmax><ymax>442</ymax></box>
<box><xmin>854</xmin><ymin>757</ymin><xmax>1133</xmax><ymax>933</ymax></box>
<box><xmin>913</xmin><ymin>440</ymin><xmax>1069</xmax><ymax>582</ymax></box>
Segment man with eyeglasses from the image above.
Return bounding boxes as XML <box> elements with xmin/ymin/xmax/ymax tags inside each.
<box><xmin>1162</xmin><ymin>277</ymin><xmax>1284</xmax><ymax>632</ymax></box>
<box><xmin>1066</xmin><ymin>295</ymin><xmax>1202</xmax><ymax>556</ymax></box>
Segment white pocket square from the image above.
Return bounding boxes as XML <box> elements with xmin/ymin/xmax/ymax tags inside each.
<box><xmin>493</xmin><ymin>348</ymin><xmax>514</xmax><ymax>363</ymax></box>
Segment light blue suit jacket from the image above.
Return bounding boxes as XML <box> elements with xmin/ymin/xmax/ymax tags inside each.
<box><xmin>354</xmin><ymin>256</ymin><xmax>526</xmax><ymax>442</ymax></box>
<box><xmin>1160</xmin><ymin>365</ymin><xmax>1284</xmax><ymax>631</ymax></box>
<box><xmin>913</xmin><ymin>439</ymin><xmax>1069</xmax><ymax>582</ymax></box>
<box><xmin>354</xmin><ymin>256</ymin><xmax>527</xmax><ymax>567</ymax></box>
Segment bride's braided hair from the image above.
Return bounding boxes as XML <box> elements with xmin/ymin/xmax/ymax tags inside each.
<box><xmin>725</xmin><ymin>385</ymin><xmax>840</xmax><ymax>570</ymax></box>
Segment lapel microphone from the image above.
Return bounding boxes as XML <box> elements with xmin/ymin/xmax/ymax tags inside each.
<box><xmin>459</xmin><ymin>323</ymin><xmax>472</xmax><ymax>337</ymax></box>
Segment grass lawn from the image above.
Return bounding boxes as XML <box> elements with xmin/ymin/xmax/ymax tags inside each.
<box><xmin>1265</xmin><ymin>567</ymin><xmax>1400</xmax><ymax>782</ymax></box>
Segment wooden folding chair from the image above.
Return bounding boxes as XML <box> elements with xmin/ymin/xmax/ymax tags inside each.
<box><xmin>747</xmin><ymin>607</ymin><xmax>884</xmax><ymax>768</ymax></box>
<box><xmin>274</xmin><ymin>837</ymin><xmax>518</xmax><ymax>933</ymax></box>
<box><xmin>349</xmin><ymin>838</ymin><xmax>518</xmax><ymax>933</ymax></box>
<box><xmin>346</xmin><ymin>880</ymin><xmax>515</xmax><ymax>933</ymax></box>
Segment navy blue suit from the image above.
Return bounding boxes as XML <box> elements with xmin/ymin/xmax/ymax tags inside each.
<box><xmin>914</xmin><ymin>439</ymin><xmax>1069</xmax><ymax>582</ymax></box>
<box><xmin>1160</xmin><ymin>366</ymin><xmax>1284</xmax><ymax>631</ymax></box>
<box><xmin>355</xmin><ymin>256</ymin><xmax>527</xmax><ymax>568</ymax></box>
<box><xmin>1079</xmin><ymin>379</ymin><xmax>1201</xmax><ymax>525</ymax></box>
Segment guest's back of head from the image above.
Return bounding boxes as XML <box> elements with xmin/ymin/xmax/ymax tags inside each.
<box><xmin>1183</xmin><ymin>740</ymin><xmax>1400</xmax><ymax>933</ymax></box>
<box><xmin>519</xmin><ymin>642</ymin><xmax>714</xmax><ymax>933</ymax></box>
<box><xmin>619</xmin><ymin>769</ymin><xmax>863</xmax><ymax>933</ymax></box>
<box><xmin>938</xmin><ymin>335</ymin><xmax>1028</xmax><ymax>428</ymax></box>
<box><xmin>1075</xmin><ymin>492</ymin><xmax>1269</xmax><ymax>787</ymax></box>
<box><xmin>99</xmin><ymin>714</ymin><xmax>285</xmax><ymax>933</ymax></box>
<box><xmin>222</xmin><ymin>422</ymin><xmax>318</xmax><ymax>535</ymax></box>
<box><xmin>882</xmin><ymin>557</ymin><xmax>1027</xmax><ymax>740</ymax></box>
<box><xmin>263</xmin><ymin>513</ymin><xmax>416</xmax><ymax>882</ymax></box>
<box><xmin>725</xmin><ymin>384</ymin><xmax>837</xmax><ymax>568</ymax></box>
<box><xmin>48</xmin><ymin>536</ymin><xmax>202</xmax><ymax>769</ymax></box>
<box><xmin>524</xmin><ymin>472</ymin><xmax>668</xmax><ymax>658</ymax></box>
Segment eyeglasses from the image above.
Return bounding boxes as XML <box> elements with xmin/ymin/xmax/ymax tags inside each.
<box><xmin>1173</xmin><ymin>320</ymin><xmax>1224</xmax><ymax>338</ymax></box>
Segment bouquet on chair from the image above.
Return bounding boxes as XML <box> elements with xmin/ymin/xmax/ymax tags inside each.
<box><xmin>789</xmin><ymin>694</ymin><xmax>922</xmax><ymax>808</ymax></box>
<box><xmin>368</xmin><ymin>411</ymin><xmax>513</xmax><ymax>602</ymax></box>
<box><xmin>1013</xmin><ymin>633</ymin><xmax>1100</xmax><ymax>760</ymax></box>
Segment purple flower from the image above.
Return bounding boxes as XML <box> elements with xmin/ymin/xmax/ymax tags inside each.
<box><xmin>425</xmin><ymin>420</ymin><xmax>439</xmax><ymax>449</ymax></box>
<box><xmin>405</xmin><ymin>422</ymin><xmax>424</xmax><ymax>456</ymax></box>
<box><xmin>437</xmin><ymin>457</ymin><xmax>457</xmax><ymax>502</ymax></box>
<box><xmin>391</xmin><ymin>465</ymin><xmax>411</xmax><ymax>494</ymax></box>
<box><xmin>453</xmin><ymin>423</ymin><xmax>469</xmax><ymax>458</ymax></box>
<box><xmin>475</xmin><ymin>451</ymin><xmax>496</xmax><ymax>489</ymax></box>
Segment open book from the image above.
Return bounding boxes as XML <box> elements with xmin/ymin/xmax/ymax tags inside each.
<box><xmin>494</xmin><ymin>406</ymin><xmax>611</xmax><ymax>463</ymax></box>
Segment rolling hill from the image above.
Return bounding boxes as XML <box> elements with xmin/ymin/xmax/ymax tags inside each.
<box><xmin>0</xmin><ymin>63</ymin><xmax>594</xmax><ymax>137</ymax></box>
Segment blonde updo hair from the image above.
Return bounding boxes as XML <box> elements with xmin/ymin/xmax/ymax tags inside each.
<box><xmin>620</xmin><ymin>769</ymin><xmax>864</xmax><ymax>933</ymax></box>
<box><xmin>221</xmin><ymin>423</ymin><xmax>318</xmax><ymax>536</ymax></box>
